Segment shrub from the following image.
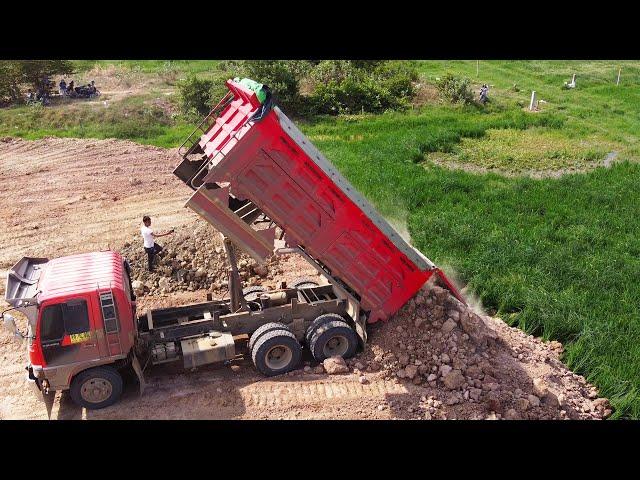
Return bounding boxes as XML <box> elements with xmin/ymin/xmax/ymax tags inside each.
<box><xmin>176</xmin><ymin>72</ymin><xmax>231</xmax><ymax>119</ymax></box>
<box><xmin>307</xmin><ymin>60</ymin><xmax>418</xmax><ymax>115</ymax></box>
<box><xmin>177</xmin><ymin>76</ymin><xmax>215</xmax><ymax>118</ymax></box>
<box><xmin>214</xmin><ymin>60</ymin><xmax>314</xmax><ymax>114</ymax></box>
<box><xmin>373</xmin><ymin>61</ymin><xmax>419</xmax><ymax>99</ymax></box>
<box><xmin>237</xmin><ymin>60</ymin><xmax>310</xmax><ymax>110</ymax></box>
<box><xmin>436</xmin><ymin>73</ymin><xmax>475</xmax><ymax>106</ymax></box>
<box><xmin>308</xmin><ymin>60</ymin><xmax>355</xmax><ymax>85</ymax></box>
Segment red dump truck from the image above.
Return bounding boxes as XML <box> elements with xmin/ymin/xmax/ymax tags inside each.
<box><xmin>2</xmin><ymin>79</ymin><xmax>464</xmax><ymax>410</ymax></box>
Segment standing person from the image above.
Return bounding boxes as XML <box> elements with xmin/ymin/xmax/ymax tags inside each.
<box><xmin>141</xmin><ymin>215</ymin><xmax>174</xmax><ymax>272</ymax></box>
<box><xmin>479</xmin><ymin>84</ymin><xmax>489</xmax><ymax>104</ymax></box>
<box><xmin>59</xmin><ymin>79</ymin><xmax>67</xmax><ymax>96</ymax></box>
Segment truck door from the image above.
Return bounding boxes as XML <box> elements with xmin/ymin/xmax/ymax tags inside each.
<box><xmin>39</xmin><ymin>296</ymin><xmax>101</xmax><ymax>368</ymax></box>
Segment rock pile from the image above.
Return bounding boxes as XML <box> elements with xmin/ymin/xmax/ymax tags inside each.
<box><xmin>121</xmin><ymin>223</ymin><xmax>285</xmax><ymax>297</ymax></box>
<box><xmin>350</xmin><ymin>284</ymin><xmax>612</xmax><ymax>420</ymax></box>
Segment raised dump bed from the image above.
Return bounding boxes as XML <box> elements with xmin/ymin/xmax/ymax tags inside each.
<box><xmin>174</xmin><ymin>79</ymin><xmax>464</xmax><ymax>324</ymax></box>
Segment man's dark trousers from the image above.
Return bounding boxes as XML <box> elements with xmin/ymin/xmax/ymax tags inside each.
<box><xmin>145</xmin><ymin>243</ymin><xmax>163</xmax><ymax>271</ymax></box>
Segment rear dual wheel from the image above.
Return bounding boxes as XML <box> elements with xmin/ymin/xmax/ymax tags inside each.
<box><xmin>243</xmin><ymin>286</ymin><xmax>266</xmax><ymax>302</ymax></box>
<box><xmin>249</xmin><ymin>324</ymin><xmax>302</xmax><ymax>377</ymax></box>
<box><xmin>306</xmin><ymin>314</ymin><xmax>358</xmax><ymax>362</ymax></box>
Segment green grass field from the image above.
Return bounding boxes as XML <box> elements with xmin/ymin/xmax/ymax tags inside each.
<box><xmin>2</xmin><ymin>60</ymin><xmax>639</xmax><ymax>417</ymax></box>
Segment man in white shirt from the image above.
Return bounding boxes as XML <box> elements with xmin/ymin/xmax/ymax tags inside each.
<box><xmin>141</xmin><ymin>215</ymin><xmax>175</xmax><ymax>272</ymax></box>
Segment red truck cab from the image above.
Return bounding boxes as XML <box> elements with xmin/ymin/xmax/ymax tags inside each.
<box><xmin>5</xmin><ymin>251</ymin><xmax>137</xmax><ymax>404</ymax></box>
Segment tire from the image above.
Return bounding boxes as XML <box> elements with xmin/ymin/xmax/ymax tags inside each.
<box><xmin>309</xmin><ymin>320</ymin><xmax>359</xmax><ymax>363</ymax></box>
<box><xmin>291</xmin><ymin>276</ymin><xmax>321</xmax><ymax>289</ymax></box>
<box><xmin>248</xmin><ymin>322</ymin><xmax>290</xmax><ymax>352</ymax></box>
<box><xmin>243</xmin><ymin>285</ymin><xmax>266</xmax><ymax>302</ymax></box>
<box><xmin>305</xmin><ymin>313</ymin><xmax>349</xmax><ymax>346</ymax></box>
<box><xmin>69</xmin><ymin>366</ymin><xmax>123</xmax><ymax>410</ymax></box>
<box><xmin>251</xmin><ymin>330</ymin><xmax>302</xmax><ymax>377</ymax></box>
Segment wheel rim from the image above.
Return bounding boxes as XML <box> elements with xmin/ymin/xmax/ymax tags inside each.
<box><xmin>265</xmin><ymin>345</ymin><xmax>293</xmax><ymax>370</ymax></box>
<box><xmin>323</xmin><ymin>334</ymin><xmax>349</xmax><ymax>357</ymax></box>
<box><xmin>80</xmin><ymin>377</ymin><xmax>113</xmax><ymax>404</ymax></box>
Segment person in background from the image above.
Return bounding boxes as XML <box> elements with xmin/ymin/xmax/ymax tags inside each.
<box><xmin>59</xmin><ymin>79</ymin><xmax>67</xmax><ymax>96</ymax></box>
<box><xmin>479</xmin><ymin>84</ymin><xmax>489</xmax><ymax>104</ymax></box>
<box><xmin>67</xmin><ymin>80</ymin><xmax>74</xmax><ymax>97</ymax></box>
<box><xmin>141</xmin><ymin>215</ymin><xmax>175</xmax><ymax>272</ymax></box>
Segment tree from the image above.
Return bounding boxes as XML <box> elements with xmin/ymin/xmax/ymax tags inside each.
<box><xmin>0</xmin><ymin>61</ymin><xmax>22</xmax><ymax>103</ymax></box>
<box><xmin>0</xmin><ymin>60</ymin><xmax>75</xmax><ymax>104</ymax></box>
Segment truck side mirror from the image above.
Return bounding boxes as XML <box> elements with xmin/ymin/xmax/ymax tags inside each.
<box><xmin>2</xmin><ymin>314</ymin><xmax>23</xmax><ymax>340</ymax></box>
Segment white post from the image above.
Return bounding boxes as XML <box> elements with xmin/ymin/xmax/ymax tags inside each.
<box><xmin>572</xmin><ymin>73</ymin><xmax>576</xmax><ymax>86</ymax></box>
<box><xmin>617</xmin><ymin>67</ymin><xmax>621</xmax><ymax>86</ymax></box>
<box><xmin>529</xmin><ymin>91</ymin><xmax>537</xmax><ymax>111</ymax></box>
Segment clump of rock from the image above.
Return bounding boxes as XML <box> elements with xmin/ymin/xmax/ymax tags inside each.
<box><xmin>323</xmin><ymin>356</ymin><xmax>350</xmax><ymax>375</ymax></box>
<box><xmin>121</xmin><ymin>223</ymin><xmax>283</xmax><ymax>297</ymax></box>
<box><xmin>355</xmin><ymin>284</ymin><xmax>612</xmax><ymax>420</ymax></box>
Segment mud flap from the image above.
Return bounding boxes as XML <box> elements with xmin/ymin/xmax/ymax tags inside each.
<box><xmin>43</xmin><ymin>390</ymin><xmax>55</xmax><ymax>419</ymax></box>
<box><xmin>355</xmin><ymin>316</ymin><xmax>368</xmax><ymax>349</ymax></box>
<box><xmin>131</xmin><ymin>354</ymin><xmax>146</xmax><ymax>396</ymax></box>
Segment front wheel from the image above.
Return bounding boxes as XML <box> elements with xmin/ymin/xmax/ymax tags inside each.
<box><xmin>70</xmin><ymin>366</ymin><xmax>123</xmax><ymax>410</ymax></box>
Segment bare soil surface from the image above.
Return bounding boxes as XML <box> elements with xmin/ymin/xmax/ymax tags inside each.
<box><xmin>0</xmin><ymin>137</ymin><xmax>611</xmax><ymax>420</ymax></box>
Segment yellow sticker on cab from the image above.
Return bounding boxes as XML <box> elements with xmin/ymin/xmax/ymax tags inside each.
<box><xmin>70</xmin><ymin>332</ymin><xmax>91</xmax><ymax>344</ymax></box>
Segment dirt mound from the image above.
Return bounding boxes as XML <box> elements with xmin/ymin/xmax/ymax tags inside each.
<box><xmin>120</xmin><ymin>221</ymin><xmax>319</xmax><ymax>301</ymax></box>
<box><xmin>350</xmin><ymin>285</ymin><xmax>612</xmax><ymax>420</ymax></box>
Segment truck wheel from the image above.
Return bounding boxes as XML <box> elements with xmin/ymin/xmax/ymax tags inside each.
<box><xmin>243</xmin><ymin>286</ymin><xmax>266</xmax><ymax>302</ymax></box>
<box><xmin>291</xmin><ymin>276</ymin><xmax>321</xmax><ymax>289</ymax></box>
<box><xmin>248</xmin><ymin>322</ymin><xmax>290</xmax><ymax>352</ymax></box>
<box><xmin>252</xmin><ymin>330</ymin><xmax>302</xmax><ymax>376</ymax></box>
<box><xmin>309</xmin><ymin>320</ymin><xmax>358</xmax><ymax>362</ymax></box>
<box><xmin>70</xmin><ymin>366</ymin><xmax>123</xmax><ymax>410</ymax></box>
<box><xmin>305</xmin><ymin>313</ymin><xmax>348</xmax><ymax>346</ymax></box>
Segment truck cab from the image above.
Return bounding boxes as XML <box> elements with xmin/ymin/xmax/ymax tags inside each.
<box><xmin>5</xmin><ymin>250</ymin><xmax>137</xmax><ymax>408</ymax></box>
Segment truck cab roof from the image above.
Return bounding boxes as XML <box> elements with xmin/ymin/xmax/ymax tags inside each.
<box><xmin>5</xmin><ymin>250</ymin><xmax>125</xmax><ymax>308</ymax></box>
